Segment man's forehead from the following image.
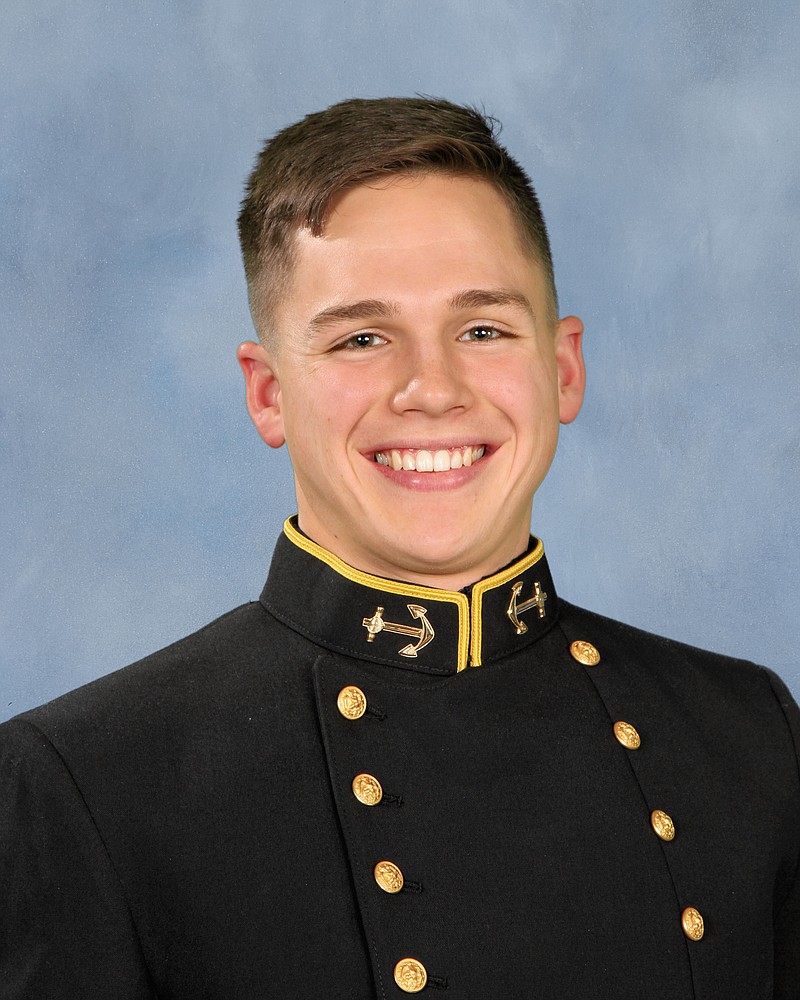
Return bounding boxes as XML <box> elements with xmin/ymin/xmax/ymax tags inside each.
<box><xmin>319</xmin><ymin>172</ymin><xmax>511</xmax><ymax>234</ymax></box>
<box><xmin>265</xmin><ymin>172</ymin><xmax>554</xmax><ymax>343</ymax></box>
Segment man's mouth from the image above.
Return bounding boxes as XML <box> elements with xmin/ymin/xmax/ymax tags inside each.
<box><xmin>373</xmin><ymin>445</ymin><xmax>486</xmax><ymax>472</ymax></box>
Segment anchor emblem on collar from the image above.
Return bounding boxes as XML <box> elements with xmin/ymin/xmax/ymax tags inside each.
<box><xmin>506</xmin><ymin>580</ymin><xmax>548</xmax><ymax>635</ymax></box>
<box><xmin>362</xmin><ymin>604</ymin><xmax>435</xmax><ymax>658</ymax></box>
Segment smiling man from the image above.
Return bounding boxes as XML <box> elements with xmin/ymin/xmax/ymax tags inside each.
<box><xmin>237</xmin><ymin>170</ymin><xmax>584</xmax><ymax>589</ymax></box>
<box><xmin>2</xmin><ymin>98</ymin><xmax>799</xmax><ymax>998</ymax></box>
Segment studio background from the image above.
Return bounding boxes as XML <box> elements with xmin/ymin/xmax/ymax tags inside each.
<box><xmin>2</xmin><ymin>0</ymin><xmax>798</xmax><ymax>721</ymax></box>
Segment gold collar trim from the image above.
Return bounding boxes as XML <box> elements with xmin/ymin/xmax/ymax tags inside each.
<box><xmin>283</xmin><ymin>518</ymin><xmax>547</xmax><ymax>671</ymax></box>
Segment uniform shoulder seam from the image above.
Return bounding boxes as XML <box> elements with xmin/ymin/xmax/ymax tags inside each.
<box><xmin>558</xmin><ymin>599</ymin><xmax>760</xmax><ymax>668</ymax></box>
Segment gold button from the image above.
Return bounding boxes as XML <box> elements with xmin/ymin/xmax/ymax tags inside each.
<box><xmin>394</xmin><ymin>957</ymin><xmax>427</xmax><ymax>993</ymax></box>
<box><xmin>374</xmin><ymin>860</ymin><xmax>404</xmax><ymax>894</ymax></box>
<box><xmin>337</xmin><ymin>685</ymin><xmax>367</xmax><ymax>720</ymax></box>
<box><xmin>570</xmin><ymin>640</ymin><xmax>601</xmax><ymax>666</ymax></box>
<box><xmin>352</xmin><ymin>773</ymin><xmax>383</xmax><ymax>806</ymax></box>
<box><xmin>681</xmin><ymin>906</ymin><xmax>704</xmax><ymax>941</ymax></box>
<box><xmin>651</xmin><ymin>809</ymin><xmax>676</xmax><ymax>841</ymax></box>
<box><xmin>613</xmin><ymin>720</ymin><xmax>641</xmax><ymax>750</ymax></box>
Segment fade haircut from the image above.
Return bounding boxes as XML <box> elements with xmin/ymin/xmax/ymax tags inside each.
<box><xmin>238</xmin><ymin>96</ymin><xmax>558</xmax><ymax>347</ymax></box>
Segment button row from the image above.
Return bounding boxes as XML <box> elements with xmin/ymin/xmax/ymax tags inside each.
<box><xmin>569</xmin><ymin>645</ymin><xmax>706</xmax><ymax>946</ymax></box>
<box><xmin>613</xmin><ymin>723</ymin><xmax>676</xmax><ymax>843</ymax></box>
<box><xmin>340</xmin><ymin>685</ymin><xmax>428</xmax><ymax>989</ymax></box>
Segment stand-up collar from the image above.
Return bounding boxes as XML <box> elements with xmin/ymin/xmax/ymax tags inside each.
<box><xmin>260</xmin><ymin>517</ymin><xmax>560</xmax><ymax>675</ymax></box>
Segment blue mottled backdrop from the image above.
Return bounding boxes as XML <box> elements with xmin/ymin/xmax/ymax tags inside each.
<box><xmin>2</xmin><ymin>0</ymin><xmax>798</xmax><ymax>719</ymax></box>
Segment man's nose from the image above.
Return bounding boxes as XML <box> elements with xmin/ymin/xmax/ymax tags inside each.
<box><xmin>389</xmin><ymin>341</ymin><xmax>473</xmax><ymax>416</ymax></box>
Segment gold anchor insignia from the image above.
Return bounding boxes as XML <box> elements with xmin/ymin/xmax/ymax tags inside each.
<box><xmin>362</xmin><ymin>604</ymin><xmax>435</xmax><ymax>658</ymax></box>
<box><xmin>506</xmin><ymin>579</ymin><xmax>548</xmax><ymax>635</ymax></box>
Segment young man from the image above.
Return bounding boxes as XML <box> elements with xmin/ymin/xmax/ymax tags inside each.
<box><xmin>2</xmin><ymin>98</ymin><xmax>798</xmax><ymax>998</ymax></box>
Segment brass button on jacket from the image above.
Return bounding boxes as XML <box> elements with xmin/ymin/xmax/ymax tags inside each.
<box><xmin>352</xmin><ymin>773</ymin><xmax>383</xmax><ymax>806</ymax></box>
<box><xmin>651</xmin><ymin>809</ymin><xmax>676</xmax><ymax>841</ymax></box>
<box><xmin>613</xmin><ymin>720</ymin><xmax>641</xmax><ymax>749</ymax></box>
<box><xmin>394</xmin><ymin>957</ymin><xmax>427</xmax><ymax>993</ymax></box>
<box><xmin>681</xmin><ymin>907</ymin><xmax>705</xmax><ymax>941</ymax></box>
<box><xmin>337</xmin><ymin>685</ymin><xmax>367</xmax><ymax>720</ymax></box>
<box><xmin>570</xmin><ymin>640</ymin><xmax>600</xmax><ymax>666</ymax></box>
<box><xmin>374</xmin><ymin>860</ymin><xmax>404</xmax><ymax>894</ymax></box>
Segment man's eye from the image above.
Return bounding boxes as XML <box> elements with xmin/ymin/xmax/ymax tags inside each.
<box><xmin>460</xmin><ymin>325</ymin><xmax>501</xmax><ymax>342</ymax></box>
<box><xmin>342</xmin><ymin>332</ymin><xmax>385</xmax><ymax>349</ymax></box>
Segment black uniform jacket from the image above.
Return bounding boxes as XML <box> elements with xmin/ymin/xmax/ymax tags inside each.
<box><xmin>2</xmin><ymin>519</ymin><xmax>799</xmax><ymax>999</ymax></box>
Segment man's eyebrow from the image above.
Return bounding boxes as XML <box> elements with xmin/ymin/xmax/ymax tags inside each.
<box><xmin>307</xmin><ymin>299</ymin><xmax>399</xmax><ymax>334</ymax></box>
<box><xmin>448</xmin><ymin>288</ymin><xmax>536</xmax><ymax>319</ymax></box>
<box><xmin>306</xmin><ymin>289</ymin><xmax>535</xmax><ymax>336</ymax></box>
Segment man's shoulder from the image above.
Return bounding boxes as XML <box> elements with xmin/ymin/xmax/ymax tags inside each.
<box><xmin>0</xmin><ymin>597</ymin><xmax>331</xmax><ymax>877</ymax></box>
<box><xmin>558</xmin><ymin>598</ymin><xmax>799</xmax><ymax>734</ymax></box>
<box><xmin>2</xmin><ymin>597</ymin><xmax>312</xmax><ymax>755</ymax></box>
<box><xmin>562</xmin><ymin>596</ymin><xmax>756</xmax><ymax>664</ymax></box>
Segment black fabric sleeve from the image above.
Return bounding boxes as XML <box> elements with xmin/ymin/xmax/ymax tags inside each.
<box><xmin>766</xmin><ymin>669</ymin><xmax>800</xmax><ymax>999</ymax></box>
<box><xmin>0</xmin><ymin>718</ymin><xmax>157</xmax><ymax>999</ymax></box>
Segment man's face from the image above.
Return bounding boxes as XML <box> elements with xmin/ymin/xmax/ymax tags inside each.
<box><xmin>239</xmin><ymin>173</ymin><xmax>585</xmax><ymax>589</ymax></box>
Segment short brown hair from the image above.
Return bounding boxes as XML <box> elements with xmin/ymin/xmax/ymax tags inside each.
<box><xmin>238</xmin><ymin>97</ymin><xmax>557</xmax><ymax>344</ymax></box>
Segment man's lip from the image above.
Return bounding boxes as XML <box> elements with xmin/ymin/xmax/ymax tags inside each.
<box><xmin>368</xmin><ymin>446</ymin><xmax>490</xmax><ymax>490</ymax></box>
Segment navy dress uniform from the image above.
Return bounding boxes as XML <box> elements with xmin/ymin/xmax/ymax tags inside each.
<box><xmin>2</xmin><ymin>518</ymin><xmax>799</xmax><ymax>998</ymax></box>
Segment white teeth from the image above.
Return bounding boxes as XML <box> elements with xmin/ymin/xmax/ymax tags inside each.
<box><xmin>433</xmin><ymin>449</ymin><xmax>450</xmax><ymax>472</ymax></box>
<box><xmin>373</xmin><ymin>445</ymin><xmax>486</xmax><ymax>472</ymax></box>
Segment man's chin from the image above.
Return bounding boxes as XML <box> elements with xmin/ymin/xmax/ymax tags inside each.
<box><xmin>297</xmin><ymin>498</ymin><xmax>528</xmax><ymax>588</ymax></box>
<box><xmin>360</xmin><ymin>530</ymin><xmax>516</xmax><ymax>590</ymax></box>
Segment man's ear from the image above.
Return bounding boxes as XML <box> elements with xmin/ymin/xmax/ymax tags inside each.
<box><xmin>554</xmin><ymin>315</ymin><xmax>586</xmax><ymax>425</ymax></box>
<box><xmin>236</xmin><ymin>341</ymin><xmax>286</xmax><ymax>448</ymax></box>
